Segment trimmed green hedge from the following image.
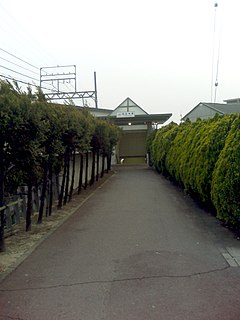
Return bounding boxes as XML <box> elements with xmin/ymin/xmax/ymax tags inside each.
<box><xmin>211</xmin><ymin>115</ymin><xmax>240</xmax><ymax>226</ymax></box>
<box><xmin>150</xmin><ymin>122</ymin><xmax>178</xmax><ymax>175</ymax></box>
<box><xmin>0</xmin><ymin>80</ymin><xmax>120</xmax><ymax>240</ymax></box>
<box><xmin>148</xmin><ymin>114</ymin><xmax>240</xmax><ymax>229</ymax></box>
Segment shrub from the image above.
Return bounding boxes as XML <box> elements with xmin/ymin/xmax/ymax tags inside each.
<box><xmin>211</xmin><ymin>115</ymin><xmax>240</xmax><ymax>227</ymax></box>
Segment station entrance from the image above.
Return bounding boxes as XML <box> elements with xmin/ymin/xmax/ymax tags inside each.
<box><xmin>118</xmin><ymin>131</ymin><xmax>147</xmax><ymax>164</ymax></box>
<box><xmin>95</xmin><ymin>97</ymin><xmax>172</xmax><ymax>165</ymax></box>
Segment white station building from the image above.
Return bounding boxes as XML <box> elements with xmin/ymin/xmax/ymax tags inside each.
<box><xmin>88</xmin><ymin>97</ymin><xmax>172</xmax><ymax>164</ymax></box>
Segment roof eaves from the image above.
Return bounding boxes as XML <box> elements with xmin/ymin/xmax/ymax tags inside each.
<box><xmin>182</xmin><ymin>102</ymin><xmax>202</xmax><ymax>120</ymax></box>
<box><xmin>202</xmin><ymin>103</ymin><xmax>225</xmax><ymax>114</ymax></box>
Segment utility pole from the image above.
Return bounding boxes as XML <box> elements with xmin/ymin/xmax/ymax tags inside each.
<box><xmin>94</xmin><ymin>71</ymin><xmax>98</xmax><ymax>109</ymax></box>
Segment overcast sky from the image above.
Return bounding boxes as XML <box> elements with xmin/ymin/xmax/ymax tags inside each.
<box><xmin>0</xmin><ymin>0</ymin><xmax>239</xmax><ymax>123</ymax></box>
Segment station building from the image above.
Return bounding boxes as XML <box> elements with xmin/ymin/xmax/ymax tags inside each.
<box><xmin>88</xmin><ymin>97</ymin><xmax>172</xmax><ymax>164</ymax></box>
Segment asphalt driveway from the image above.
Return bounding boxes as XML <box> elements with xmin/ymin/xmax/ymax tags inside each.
<box><xmin>1</xmin><ymin>165</ymin><xmax>240</xmax><ymax>320</ymax></box>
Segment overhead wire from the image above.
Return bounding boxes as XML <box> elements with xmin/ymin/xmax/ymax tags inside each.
<box><xmin>0</xmin><ymin>47</ymin><xmax>59</xmax><ymax>93</ymax></box>
<box><xmin>40</xmin><ymin>65</ymin><xmax>77</xmax><ymax>94</ymax></box>
<box><xmin>0</xmin><ymin>45</ymin><xmax>88</xmax><ymax>105</ymax></box>
<box><xmin>0</xmin><ymin>2</ymin><xmax>78</xmax><ymax>98</ymax></box>
<box><xmin>0</xmin><ymin>47</ymin><xmax>39</xmax><ymax>70</ymax></box>
<box><xmin>0</xmin><ymin>4</ymin><xmax>55</xmax><ymax>71</ymax></box>
<box><xmin>0</xmin><ymin>65</ymin><xmax>39</xmax><ymax>82</ymax></box>
<box><xmin>0</xmin><ymin>56</ymin><xmax>39</xmax><ymax>75</ymax></box>
<box><xmin>0</xmin><ymin>73</ymin><xmax>59</xmax><ymax>92</ymax></box>
<box><xmin>0</xmin><ymin>2</ymin><xmax>87</xmax><ymax>101</ymax></box>
<box><xmin>0</xmin><ymin>4</ymin><xmax>77</xmax><ymax>96</ymax></box>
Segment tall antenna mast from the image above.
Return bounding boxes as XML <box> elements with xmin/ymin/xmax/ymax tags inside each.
<box><xmin>211</xmin><ymin>2</ymin><xmax>221</xmax><ymax>104</ymax></box>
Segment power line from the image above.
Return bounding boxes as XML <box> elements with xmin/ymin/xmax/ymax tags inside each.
<box><xmin>0</xmin><ymin>55</ymin><xmax>39</xmax><ymax>76</ymax></box>
<box><xmin>42</xmin><ymin>81</ymin><xmax>60</xmax><ymax>93</ymax></box>
<box><xmin>40</xmin><ymin>65</ymin><xmax>77</xmax><ymax>94</ymax></box>
<box><xmin>0</xmin><ymin>47</ymin><xmax>80</xmax><ymax>96</ymax></box>
<box><xmin>0</xmin><ymin>65</ymin><xmax>39</xmax><ymax>82</ymax></box>
<box><xmin>0</xmin><ymin>5</ymin><xmax>74</xmax><ymax>93</ymax></box>
<box><xmin>0</xmin><ymin>3</ymin><xmax>55</xmax><ymax>69</ymax></box>
<box><xmin>0</xmin><ymin>46</ymin><xmax>59</xmax><ymax>91</ymax></box>
<box><xmin>0</xmin><ymin>46</ymin><xmax>74</xmax><ymax>93</ymax></box>
<box><xmin>0</xmin><ymin>73</ymin><xmax>59</xmax><ymax>92</ymax></box>
<box><xmin>0</xmin><ymin>47</ymin><xmax>39</xmax><ymax>70</ymax></box>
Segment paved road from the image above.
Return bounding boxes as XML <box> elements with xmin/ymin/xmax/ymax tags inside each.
<box><xmin>1</xmin><ymin>165</ymin><xmax>240</xmax><ymax>320</ymax></box>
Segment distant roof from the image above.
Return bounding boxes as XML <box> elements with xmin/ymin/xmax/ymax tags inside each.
<box><xmin>203</xmin><ymin>102</ymin><xmax>240</xmax><ymax>114</ymax></box>
<box><xmin>224</xmin><ymin>98</ymin><xmax>240</xmax><ymax>104</ymax></box>
<box><xmin>182</xmin><ymin>101</ymin><xmax>240</xmax><ymax>121</ymax></box>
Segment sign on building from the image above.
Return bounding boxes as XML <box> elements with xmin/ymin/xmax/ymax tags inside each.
<box><xmin>117</xmin><ymin>111</ymin><xmax>135</xmax><ymax>118</ymax></box>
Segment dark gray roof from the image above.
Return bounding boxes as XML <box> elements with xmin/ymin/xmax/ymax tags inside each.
<box><xmin>224</xmin><ymin>98</ymin><xmax>240</xmax><ymax>104</ymax></box>
<box><xmin>182</xmin><ymin>102</ymin><xmax>240</xmax><ymax>121</ymax></box>
<box><xmin>203</xmin><ymin>102</ymin><xmax>240</xmax><ymax>114</ymax></box>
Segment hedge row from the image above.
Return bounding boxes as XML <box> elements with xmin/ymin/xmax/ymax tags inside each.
<box><xmin>148</xmin><ymin>114</ymin><xmax>240</xmax><ymax>229</ymax></box>
<box><xmin>0</xmin><ymin>80</ymin><xmax>120</xmax><ymax>250</ymax></box>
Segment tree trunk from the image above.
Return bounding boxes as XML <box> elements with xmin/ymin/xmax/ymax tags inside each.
<box><xmin>26</xmin><ymin>177</ymin><xmax>33</xmax><ymax>232</ymax></box>
<box><xmin>69</xmin><ymin>148</ymin><xmax>76</xmax><ymax>202</ymax></box>
<box><xmin>101</xmin><ymin>153</ymin><xmax>105</xmax><ymax>178</ymax></box>
<box><xmin>49</xmin><ymin>163</ymin><xmax>53</xmax><ymax>216</ymax></box>
<box><xmin>78</xmin><ymin>153</ymin><xmax>84</xmax><ymax>194</ymax></box>
<box><xmin>37</xmin><ymin>160</ymin><xmax>48</xmax><ymax>224</ymax></box>
<box><xmin>45</xmin><ymin>180</ymin><xmax>49</xmax><ymax>217</ymax></box>
<box><xmin>58</xmin><ymin>151</ymin><xmax>68</xmax><ymax>209</ymax></box>
<box><xmin>0</xmin><ymin>207</ymin><xmax>4</xmax><ymax>252</ymax></box>
<box><xmin>34</xmin><ymin>182</ymin><xmax>40</xmax><ymax>212</ymax></box>
<box><xmin>96</xmin><ymin>151</ymin><xmax>100</xmax><ymax>181</ymax></box>
<box><xmin>107</xmin><ymin>153</ymin><xmax>111</xmax><ymax>173</ymax></box>
<box><xmin>63</xmin><ymin>150</ymin><xmax>71</xmax><ymax>205</ymax></box>
<box><xmin>90</xmin><ymin>150</ymin><xmax>96</xmax><ymax>186</ymax></box>
<box><xmin>84</xmin><ymin>152</ymin><xmax>88</xmax><ymax>190</ymax></box>
<box><xmin>55</xmin><ymin>172</ymin><xmax>60</xmax><ymax>198</ymax></box>
<box><xmin>0</xmin><ymin>149</ymin><xmax>5</xmax><ymax>252</ymax></box>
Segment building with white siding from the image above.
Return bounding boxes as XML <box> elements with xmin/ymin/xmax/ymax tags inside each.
<box><xmin>88</xmin><ymin>97</ymin><xmax>172</xmax><ymax>164</ymax></box>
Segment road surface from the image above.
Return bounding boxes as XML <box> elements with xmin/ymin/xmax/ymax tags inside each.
<box><xmin>1</xmin><ymin>165</ymin><xmax>240</xmax><ymax>319</ymax></box>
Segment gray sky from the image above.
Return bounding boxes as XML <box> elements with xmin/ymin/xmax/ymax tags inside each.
<box><xmin>0</xmin><ymin>0</ymin><xmax>239</xmax><ymax>123</ymax></box>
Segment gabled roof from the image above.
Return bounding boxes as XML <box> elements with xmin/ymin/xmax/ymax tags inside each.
<box><xmin>92</xmin><ymin>97</ymin><xmax>172</xmax><ymax>125</ymax></box>
<box><xmin>182</xmin><ymin>102</ymin><xmax>225</xmax><ymax>120</ymax></box>
<box><xmin>109</xmin><ymin>97</ymin><xmax>148</xmax><ymax>117</ymax></box>
<box><xmin>182</xmin><ymin>102</ymin><xmax>240</xmax><ymax>121</ymax></box>
<box><xmin>200</xmin><ymin>102</ymin><xmax>225</xmax><ymax>114</ymax></box>
<box><xmin>206</xmin><ymin>102</ymin><xmax>240</xmax><ymax>114</ymax></box>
